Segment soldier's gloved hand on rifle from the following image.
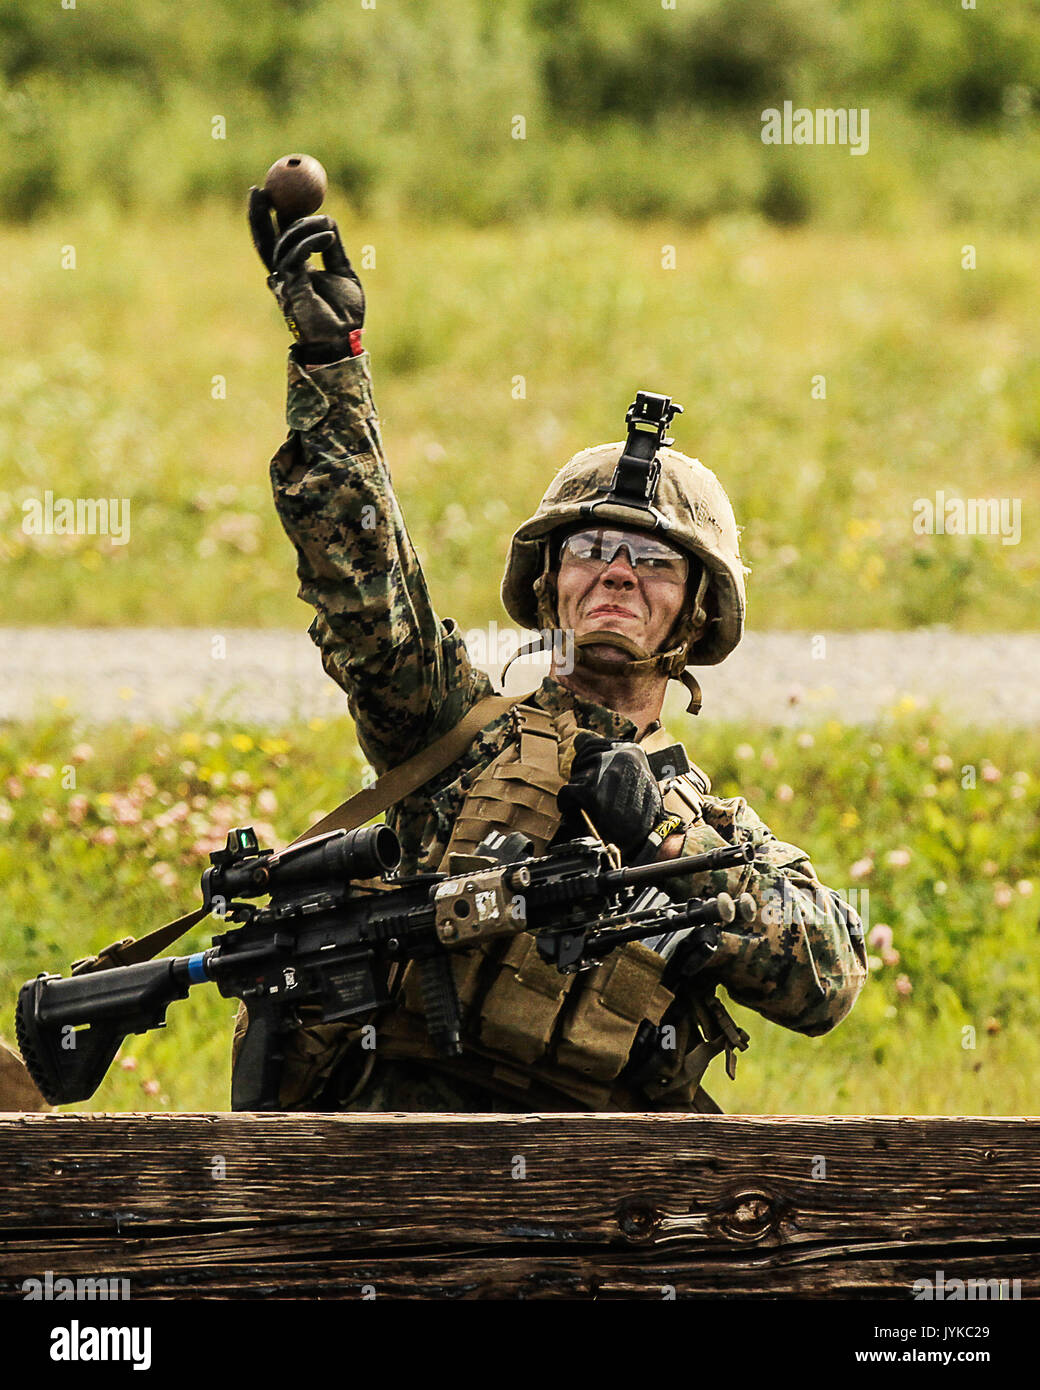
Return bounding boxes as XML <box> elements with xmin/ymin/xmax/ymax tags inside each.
<box><xmin>248</xmin><ymin>187</ymin><xmax>365</xmax><ymax>364</ymax></box>
<box><xmin>557</xmin><ymin>732</ymin><xmax>665</xmax><ymax>861</ymax></box>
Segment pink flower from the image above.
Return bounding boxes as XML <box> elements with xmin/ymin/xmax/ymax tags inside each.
<box><xmin>993</xmin><ymin>884</ymin><xmax>1013</xmax><ymax>908</ymax></box>
<box><xmin>850</xmin><ymin>858</ymin><xmax>873</xmax><ymax>881</ymax></box>
<box><xmin>71</xmin><ymin>744</ymin><xmax>95</xmax><ymax>764</ymax></box>
<box><xmin>886</xmin><ymin>848</ymin><xmax>912</xmax><ymax>868</ymax></box>
<box><xmin>981</xmin><ymin>859</ymin><xmax>999</xmax><ymax>877</ymax></box>
<box><xmin>151</xmin><ymin>862</ymin><xmax>179</xmax><ymax>889</ymax></box>
<box><xmin>120</xmin><ymin>1057</ymin><xmax>138</xmax><ymax>1071</ymax></box>
<box><xmin>895</xmin><ymin>974</ymin><xmax>913</xmax><ymax>997</ymax></box>
<box><xmin>95</xmin><ymin>826</ymin><xmax>117</xmax><ymax>846</ymax></box>
<box><xmin>67</xmin><ymin>794</ymin><xmax>89</xmax><ymax>824</ymax></box>
<box><xmin>868</xmin><ymin>923</ymin><xmax>893</xmax><ymax>951</ymax></box>
<box><xmin>787</xmin><ymin>684</ymin><xmax>804</xmax><ymax>706</ymax></box>
<box><xmin>735</xmin><ymin>744</ymin><xmax>754</xmax><ymax>761</ymax></box>
<box><xmin>112</xmin><ymin>798</ymin><xmax>141</xmax><ymax>826</ymax></box>
<box><xmin>40</xmin><ymin>807</ymin><xmax>60</xmax><ymax>829</ymax></box>
<box><xmin>796</xmin><ymin>732</ymin><xmax>814</xmax><ymax>750</ymax></box>
<box><xmin>5</xmin><ymin>777</ymin><xmax>24</xmax><ymax>799</ymax></box>
<box><xmin>776</xmin><ymin>784</ymin><xmax>794</xmax><ymax>803</ymax></box>
<box><xmin>867</xmin><ymin>954</ymin><xmax>883</xmax><ymax>973</ymax></box>
<box><xmin>881</xmin><ymin>947</ymin><xmax>900</xmax><ymax>966</ymax></box>
<box><xmin>932</xmin><ymin>754</ymin><xmax>954</xmax><ymax>774</ymax></box>
<box><xmin>191</xmin><ymin>837</ymin><xmax>225</xmax><ymax>857</ymax></box>
<box><xmin>761</xmin><ymin>750</ymin><xmax>779</xmax><ymax>770</ymax></box>
<box><xmin>982</xmin><ymin>764</ymin><xmax>1001</xmax><ymax>783</ymax></box>
<box><xmin>257</xmin><ymin>788</ymin><xmax>278</xmax><ymax>815</ymax></box>
<box><xmin>142</xmin><ymin>1080</ymin><xmax>160</xmax><ymax>1096</ymax></box>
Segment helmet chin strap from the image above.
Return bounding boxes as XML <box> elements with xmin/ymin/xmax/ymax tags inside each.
<box><xmin>502</xmin><ymin>552</ymin><xmax>709</xmax><ymax>714</ymax></box>
<box><xmin>571</xmin><ymin>631</ymin><xmax>702</xmax><ymax>715</ymax></box>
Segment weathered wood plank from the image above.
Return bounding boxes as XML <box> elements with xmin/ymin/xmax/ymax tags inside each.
<box><xmin>1</xmin><ymin>1247</ymin><xmax>1037</xmax><ymax>1300</ymax></box>
<box><xmin>1</xmin><ymin>1114</ymin><xmax>1037</xmax><ymax>1299</ymax></box>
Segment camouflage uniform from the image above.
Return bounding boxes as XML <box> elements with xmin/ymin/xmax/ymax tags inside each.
<box><xmin>267</xmin><ymin>350</ymin><xmax>867</xmax><ymax>1111</ymax></box>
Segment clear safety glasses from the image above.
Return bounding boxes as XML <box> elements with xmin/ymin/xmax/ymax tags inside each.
<box><xmin>558</xmin><ymin>528</ymin><xmax>688</xmax><ymax>586</ymax></box>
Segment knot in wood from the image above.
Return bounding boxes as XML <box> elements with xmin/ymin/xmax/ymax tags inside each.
<box><xmin>715</xmin><ymin>1189</ymin><xmax>779</xmax><ymax>1242</ymax></box>
<box><xmin>616</xmin><ymin>1198</ymin><xmax>658</xmax><ymax>1242</ymax></box>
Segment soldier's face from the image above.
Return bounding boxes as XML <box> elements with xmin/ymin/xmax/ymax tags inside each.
<box><xmin>553</xmin><ymin>528</ymin><xmax>688</xmax><ymax>658</ymax></box>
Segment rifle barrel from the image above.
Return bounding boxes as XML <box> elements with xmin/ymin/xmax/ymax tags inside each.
<box><xmin>606</xmin><ymin>841</ymin><xmax>754</xmax><ymax>888</ymax></box>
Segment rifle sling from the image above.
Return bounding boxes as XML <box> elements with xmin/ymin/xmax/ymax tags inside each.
<box><xmin>286</xmin><ymin>693</ymin><xmax>523</xmax><ymax>846</ymax></box>
<box><xmin>76</xmin><ymin>692</ymin><xmax>525</xmax><ymax>974</ymax></box>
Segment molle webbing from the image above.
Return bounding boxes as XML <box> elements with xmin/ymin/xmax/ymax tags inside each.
<box><xmin>378</xmin><ymin>700</ymin><xmax>722</xmax><ymax>1106</ymax></box>
<box><xmin>438</xmin><ymin>703</ymin><xmax>574</xmax><ymax>861</ymax></box>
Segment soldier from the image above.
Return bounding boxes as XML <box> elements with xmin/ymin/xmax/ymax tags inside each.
<box><xmin>245</xmin><ymin>194</ymin><xmax>867</xmax><ymax>1113</ymax></box>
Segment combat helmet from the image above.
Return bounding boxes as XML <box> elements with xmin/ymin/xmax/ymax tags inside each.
<box><xmin>501</xmin><ymin>392</ymin><xmax>747</xmax><ymax>712</ymax></box>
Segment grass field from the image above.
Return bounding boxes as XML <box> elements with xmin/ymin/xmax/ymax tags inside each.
<box><xmin>2</xmin><ymin>707</ymin><xmax>1035</xmax><ymax>1115</ymax></box>
<box><xmin>1</xmin><ymin>207</ymin><xmax>1038</xmax><ymax>633</ymax></box>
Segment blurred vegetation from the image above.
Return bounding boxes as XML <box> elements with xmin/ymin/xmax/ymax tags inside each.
<box><xmin>1</xmin><ymin>706</ymin><xmax>1036</xmax><ymax>1113</ymax></box>
<box><xmin>0</xmin><ymin>0</ymin><xmax>1038</xmax><ymax>229</ymax></box>
<box><xmin>0</xmin><ymin>208</ymin><xmax>1036</xmax><ymax>629</ymax></box>
<box><xmin>1</xmin><ymin>4</ymin><xmax>1038</xmax><ymax>630</ymax></box>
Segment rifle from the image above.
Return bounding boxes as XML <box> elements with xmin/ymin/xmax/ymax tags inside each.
<box><xmin>15</xmin><ymin>823</ymin><xmax>755</xmax><ymax>1110</ymax></box>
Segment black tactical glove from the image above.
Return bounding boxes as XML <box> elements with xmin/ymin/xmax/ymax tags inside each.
<box><xmin>248</xmin><ymin>187</ymin><xmax>365</xmax><ymax>364</ymax></box>
<box><xmin>557</xmin><ymin>732</ymin><xmax>664</xmax><ymax>860</ymax></box>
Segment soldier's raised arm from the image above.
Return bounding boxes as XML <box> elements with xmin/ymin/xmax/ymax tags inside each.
<box><xmin>248</xmin><ymin>182</ymin><xmax>491</xmax><ymax>774</ymax></box>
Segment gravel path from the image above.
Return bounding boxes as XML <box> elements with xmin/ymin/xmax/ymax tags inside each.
<box><xmin>2</xmin><ymin>627</ymin><xmax>1037</xmax><ymax>728</ymax></box>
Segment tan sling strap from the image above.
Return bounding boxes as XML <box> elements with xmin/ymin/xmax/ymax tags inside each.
<box><xmin>71</xmin><ymin>692</ymin><xmax>526</xmax><ymax>974</ymax></box>
<box><xmin>286</xmin><ymin>693</ymin><xmax>525</xmax><ymax>846</ymax></box>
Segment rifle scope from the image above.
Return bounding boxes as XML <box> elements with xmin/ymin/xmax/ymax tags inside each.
<box><xmin>204</xmin><ymin>823</ymin><xmax>401</xmax><ymax>904</ymax></box>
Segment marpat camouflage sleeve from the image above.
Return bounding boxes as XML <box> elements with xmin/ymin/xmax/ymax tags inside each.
<box><xmin>268</xmin><ymin>350</ymin><xmax>492</xmax><ymax>773</ymax></box>
<box><xmin>668</xmin><ymin>797</ymin><xmax>868</xmax><ymax>1036</ymax></box>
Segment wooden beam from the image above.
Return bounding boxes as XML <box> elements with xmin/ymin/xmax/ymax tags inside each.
<box><xmin>0</xmin><ymin>1114</ymin><xmax>1037</xmax><ymax>1299</ymax></box>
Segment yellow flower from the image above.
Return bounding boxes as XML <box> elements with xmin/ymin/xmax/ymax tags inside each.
<box><xmin>117</xmin><ymin>686</ymin><xmax>135</xmax><ymax>701</ymax></box>
<box><xmin>840</xmin><ymin>809</ymin><xmax>859</xmax><ymax>828</ymax></box>
<box><xmin>896</xmin><ymin>695</ymin><xmax>918</xmax><ymax>714</ymax></box>
<box><xmin>260</xmin><ymin>737</ymin><xmax>291</xmax><ymax>756</ymax></box>
<box><xmin>230</xmin><ymin>734</ymin><xmax>254</xmax><ymax>752</ymax></box>
<box><xmin>51</xmin><ymin>694</ymin><xmax>69</xmax><ymax>710</ymax></box>
<box><xmin>859</xmin><ymin>554</ymin><xmax>885</xmax><ymax>591</ymax></box>
<box><xmin>308</xmin><ymin>718</ymin><xmax>327</xmax><ymax>732</ymax></box>
<box><xmin>825</xmin><ymin>719</ymin><xmax>843</xmax><ymax>739</ymax></box>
